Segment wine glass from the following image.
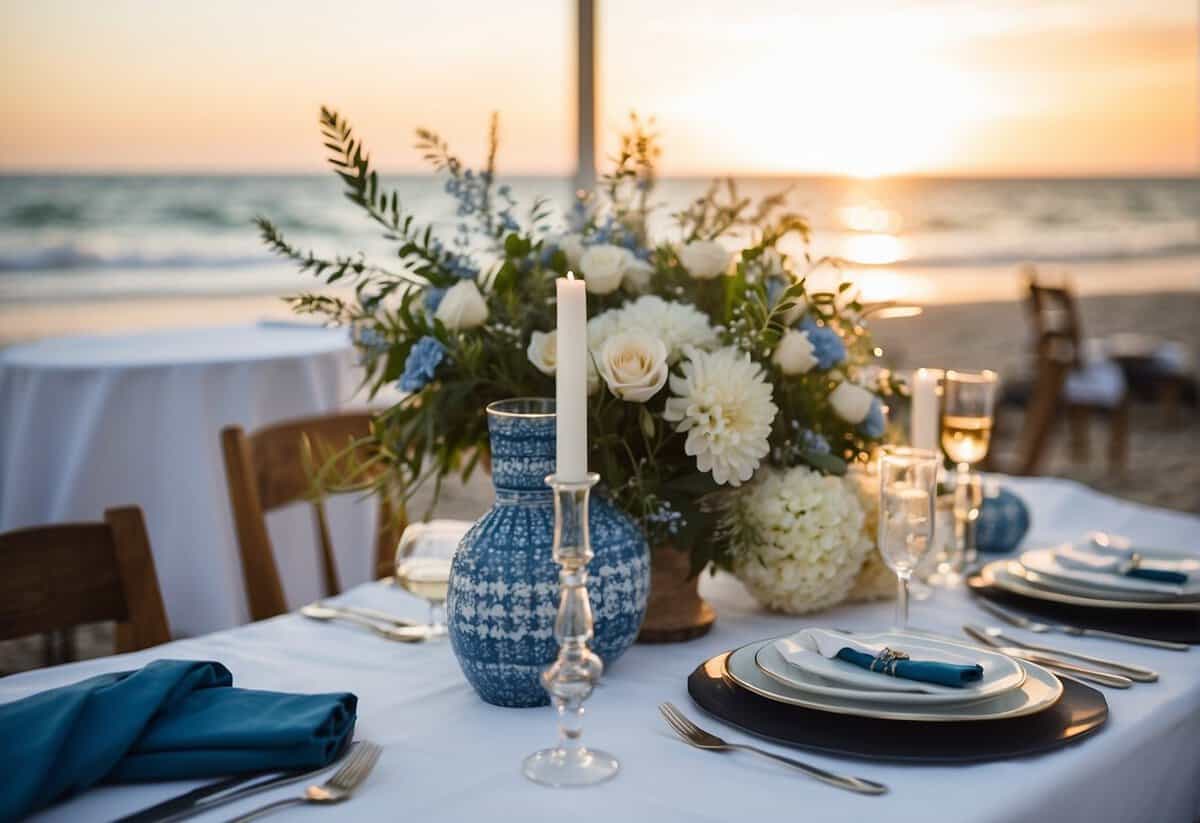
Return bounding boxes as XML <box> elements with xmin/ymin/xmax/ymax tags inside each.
<box><xmin>941</xmin><ymin>370</ymin><xmax>998</xmax><ymax>569</ymax></box>
<box><xmin>878</xmin><ymin>447</ymin><xmax>939</xmax><ymax>630</ymax></box>
<box><xmin>394</xmin><ymin>520</ymin><xmax>470</xmax><ymax>640</ymax></box>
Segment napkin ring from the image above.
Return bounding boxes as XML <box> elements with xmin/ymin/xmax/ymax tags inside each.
<box><xmin>870</xmin><ymin>647</ymin><xmax>909</xmax><ymax>676</ymax></box>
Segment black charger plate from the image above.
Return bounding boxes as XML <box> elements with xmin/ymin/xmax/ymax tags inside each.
<box><xmin>687</xmin><ymin>652</ymin><xmax>1107</xmax><ymax>764</ymax></box>
<box><xmin>967</xmin><ymin>573</ymin><xmax>1200</xmax><ymax>644</ymax></box>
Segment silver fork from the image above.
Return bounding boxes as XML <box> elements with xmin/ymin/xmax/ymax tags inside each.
<box><xmin>225</xmin><ymin>741</ymin><xmax>383</xmax><ymax>822</ymax></box>
<box><xmin>658</xmin><ymin>703</ymin><xmax>887</xmax><ymax>795</ymax></box>
<box><xmin>975</xmin><ymin>599</ymin><xmax>1189</xmax><ymax>651</ymax></box>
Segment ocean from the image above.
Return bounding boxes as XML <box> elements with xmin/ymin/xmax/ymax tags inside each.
<box><xmin>1</xmin><ymin>174</ymin><xmax>1197</xmax><ymax>305</ymax></box>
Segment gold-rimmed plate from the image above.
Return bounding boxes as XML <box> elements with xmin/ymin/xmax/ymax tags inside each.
<box><xmin>982</xmin><ymin>561</ymin><xmax>1200</xmax><ymax>612</ymax></box>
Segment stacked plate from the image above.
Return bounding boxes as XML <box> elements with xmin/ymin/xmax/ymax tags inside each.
<box><xmin>979</xmin><ymin>537</ymin><xmax>1200</xmax><ymax>612</ymax></box>
<box><xmin>689</xmin><ymin>629</ymin><xmax>1108</xmax><ymax>763</ymax></box>
<box><xmin>730</xmin><ymin>631</ymin><xmax>1055</xmax><ymax>723</ymax></box>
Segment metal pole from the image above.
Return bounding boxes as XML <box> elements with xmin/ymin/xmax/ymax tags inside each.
<box><xmin>575</xmin><ymin>0</ymin><xmax>596</xmax><ymax>193</ymax></box>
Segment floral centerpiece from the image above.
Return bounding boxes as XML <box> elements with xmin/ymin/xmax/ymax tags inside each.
<box><xmin>258</xmin><ymin>108</ymin><xmax>894</xmax><ymax>635</ymax></box>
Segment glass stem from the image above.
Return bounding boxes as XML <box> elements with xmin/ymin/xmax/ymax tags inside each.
<box><xmin>429</xmin><ymin>601</ymin><xmax>446</xmax><ymax>634</ymax></box>
<box><xmin>954</xmin><ymin>462</ymin><xmax>971</xmax><ymax>570</ymax></box>
<box><xmin>895</xmin><ymin>572</ymin><xmax>910</xmax><ymax>629</ymax></box>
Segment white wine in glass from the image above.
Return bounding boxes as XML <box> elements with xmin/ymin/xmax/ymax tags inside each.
<box><xmin>941</xmin><ymin>370</ymin><xmax>999</xmax><ymax>572</ymax></box>
<box><xmin>394</xmin><ymin>520</ymin><xmax>469</xmax><ymax>640</ymax></box>
<box><xmin>941</xmin><ymin>414</ymin><xmax>993</xmax><ymax>465</ymax></box>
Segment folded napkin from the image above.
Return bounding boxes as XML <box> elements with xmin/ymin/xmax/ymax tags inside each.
<box><xmin>0</xmin><ymin>660</ymin><xmax>356</xmax><ymax>823</ymax></box>
<box><xmin>1057</xmin><ymin>544</ymin><xmax>1188</xmax><ymax>585</ymax></box>
<box><xmin>787</xmin><ymin>629</ymin><xmax>984</xmax><ymax>689</ymax></box>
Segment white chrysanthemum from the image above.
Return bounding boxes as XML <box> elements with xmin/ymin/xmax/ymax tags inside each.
<box><xmin>663</xmin><ymin>346</ymin><xmax>777</xmax><ymax>486</ymax></box>
<box><xmin>729</xmin><ymin>466</ymin><xmax>873</xmax><ymax>614</ymax></box>
<box><xmin>612</xmin><ymin>296</ymin><xmax>718</xmax><ymax>362</ymax></box>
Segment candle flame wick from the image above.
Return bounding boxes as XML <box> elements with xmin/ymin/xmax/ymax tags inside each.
<box><xmin>567</xmin><ymin>270</ymin><xmax>576</xmax><ymax>281</ymax></box>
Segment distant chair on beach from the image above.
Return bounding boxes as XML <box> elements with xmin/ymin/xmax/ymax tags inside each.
<box><xmin>1015</xmin><ymin>269</ymin><xmax>1130</xmax><ymax>475</ymax></box>
<box><xmin>221</xmin><ymin>412</ymin><xmax>404</xmax><ymax>622</ymax></box>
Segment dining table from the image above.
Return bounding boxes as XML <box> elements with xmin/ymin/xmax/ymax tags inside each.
<box><xmin>4</xmin><ymin>475</ymin><xmax>1198</xmax><ymax>823</ymax></box>
<box><xmin>0</xmin><ymin>323</ymin><xmax>377</xmax><ymax>636</ymax></box>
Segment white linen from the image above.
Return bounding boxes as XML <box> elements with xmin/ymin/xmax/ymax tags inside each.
<box><xmin>3</xmin><ymin>476</ymin><xmax>1200</xmax><ymax>823</ymax></box>
<box><xmin>0</xmin><ymin>325</ymin><xmax>375</xmax><ymax>636</ymax></box>
<box><xmin>1056</xmin><ymin>545</ymin><xmax>1190</xmax><ymax>581</ymax></box>
<box><xmin>775</xmin><ymin>629</ymin><xmax>975</xmax><ymax>694</ymax></box>
<box><xmin>1022</xmin><ymin>546</ymin><xmax>1197</xmax><ymax>596</ymax></box>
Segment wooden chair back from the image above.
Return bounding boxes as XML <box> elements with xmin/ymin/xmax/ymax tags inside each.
<box><xmin>0</xmin><ymin>506</ymin><xmax>170</xmax><ymax>653</ymax></box>
<box><xmin>221</xmin><ymin>412</ymin><xmax>404</xmax><ymax>622</ymax></box>
<box><xmin>1025</xmin><ymin>268</ymin><xmax>1084</xmax><ymax>369</ymax></box>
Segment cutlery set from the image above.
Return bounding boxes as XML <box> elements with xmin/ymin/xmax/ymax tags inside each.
<box><xmin>113</xmin><ymin>742</ymin><xmax>383</xmax><ymax>823</ymax></box>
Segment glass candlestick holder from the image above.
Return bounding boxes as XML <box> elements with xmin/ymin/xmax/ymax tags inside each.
<box><xmin>522</xmin><ymin>472</ymin><xmax>619</xmax><ymax>788</ymax></box>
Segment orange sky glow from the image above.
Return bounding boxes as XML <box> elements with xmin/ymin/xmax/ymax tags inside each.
<box><xmin>0</xmin><ymin>0</ymin><xmax>1196</xmax><ymax>177</ymax></box>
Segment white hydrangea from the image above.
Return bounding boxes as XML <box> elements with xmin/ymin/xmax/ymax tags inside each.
<box><xmin>729</xmin><ymin>466</ymin><xmax>873</xmax><ymax>614</ymax></box>
<box><xmin>843</xmin><ymin>465</ymin><xmax>896</xmax><ymax>603</ymax></box>
<box><xmin>663</xmin><ymin>346</ymin><xmax>777</xmax><ymax>486</ymax></box>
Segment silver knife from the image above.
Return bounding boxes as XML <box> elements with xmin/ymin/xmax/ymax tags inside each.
<box><xmin>976</xmin><ymin>626</ymin><xmax>1158</xmax><ymax>682</ymax></box>
<box><xmin>961</xmin><ymin>626</ymin><xmax>1134</xmax><ymax>688</ymax></box>
<box><xmin>974</xmin><ymin>598</ymin><xmax>1191</xmax><ymax>651</ymax></box>
<box><xmin>110</xmin><ymin>754</ymin><xmax>345</xmax><ymax>823</ymax></box>
<box><xmin>316</xmin><ymin>602</ymin><xmax>417</xmax><ymax>627</ymax></box>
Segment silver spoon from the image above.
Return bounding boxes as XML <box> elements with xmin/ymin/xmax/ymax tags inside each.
<box><xmin>300</xmin><ymin>604</ymin><xmax>425</xmax><ymax>642</ymax></box>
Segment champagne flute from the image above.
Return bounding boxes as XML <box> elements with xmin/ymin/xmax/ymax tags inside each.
<box><xmin>394</xmin><ymin>520</ymin><xmax>470</xmax><ymax>640</ymax></box>
<box><xmin>878</xmin><ymin>447</ymin><xmax>939</xmax><ymax>629</ymax></box>
<box><xmin>941</xmin><ymin>370</ymin><xmax>998</xmax><ymax>570</ymax></box>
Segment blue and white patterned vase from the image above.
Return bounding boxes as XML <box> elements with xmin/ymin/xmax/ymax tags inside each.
<box><xmin>446</xmin><ymin>398</ymin><xmax>650</xmax><ymax>708</ymax></box>
<box><xmin>976</xmin><ymin>486</ymin><xmax>1031</xmax><ymax>554</ymax></box>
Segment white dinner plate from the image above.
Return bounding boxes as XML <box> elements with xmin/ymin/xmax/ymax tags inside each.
<box><xmin>981</xmin><ymin>561</ymin><xmax>1200</xmax><ymax>612</ymax></box>
<box><xmin>726</xmin><ymin>639</ymin><xmax>1062</xmax><ymax>722</ymax></box>
<box><xmin>756</xmin><ymin>632</ymin><xmax>1025</xmax><ymax>706</ymax></box>
<box><xmin>1019</xmin><ymin>547</ymin><xmax>1200</xmax><ymax>598</ymax></box>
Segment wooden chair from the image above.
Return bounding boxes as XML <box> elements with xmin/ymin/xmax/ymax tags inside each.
<box><xmin>221</xmin><ymin>412</ymin><xmax>404</xmax><ymax>622</ymax></box>
<box><xmin>0</xmin><ymin>506</ymin><xmax>171</xmax><ymax>663</ymax></box>
<box><xmin>1019</xmin><ymin>271</ymin><xmax>1130</xmax><ymax>474</ymax></box>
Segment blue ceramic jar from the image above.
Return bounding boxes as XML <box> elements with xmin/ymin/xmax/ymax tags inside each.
<box><xmin>446</xmin><ymin>398</ymin><xmax>650</xmax><ymax>707</ymax></box>
<box><xmin>976</xmin><ymin>486</ymin><xmax>1031</xmax><ymax>553</ymax></box>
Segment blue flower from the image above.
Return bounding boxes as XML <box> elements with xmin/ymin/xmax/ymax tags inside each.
<box><xmin>799</xmin><ymin>428</ymin><xmax>832</xmax><ymax>455</ymax></box>
<box><xmin>800</xmin><ymin>317</ymin><xmax>846</xmax><ymax>370</ymax></box>
<box><xmin>399</xmin><ymin>336</ymin><xmax>446</xmax><ymax>392</ymax></box>
<box><xmin>423</xmin><ymin>287</ymin><xmax>447</xmax><ymax>315</ymax></box>
<box><xmin>860</xmin><ymin>397</ymin><xmax>886</xmax><ymax>438</ymax></box>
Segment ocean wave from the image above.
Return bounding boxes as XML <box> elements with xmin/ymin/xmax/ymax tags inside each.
<box><xmin>0</xmin><ymin>244</ymin><xmax>274</xmax><ymax>273</ymax></box>
<box><xmin>6</xmin><ymin>201</ymin><xmax>88</xmax><ymax>227</ymax></box>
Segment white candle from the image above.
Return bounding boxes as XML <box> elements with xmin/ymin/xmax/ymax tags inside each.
<box><xmin>555</xmin><ymin>272</ymin><xmax>589</xmax><ymax>481</ymax></box>
<box><xmin>911</xmin><ymin>368</ymin><xmax>941</xmax><ymax>453</ymax></box>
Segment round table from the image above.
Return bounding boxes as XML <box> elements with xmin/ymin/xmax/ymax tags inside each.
<box><xmin>0</xmin><ymin>324</ymin><xmax>377</xmax><ymax>636</ymax></box>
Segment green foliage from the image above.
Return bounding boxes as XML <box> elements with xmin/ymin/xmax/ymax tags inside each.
<box><xmin>257</xmin><ymin>105</ymin><xmax>888</xmax><ymax>566</ymax></box>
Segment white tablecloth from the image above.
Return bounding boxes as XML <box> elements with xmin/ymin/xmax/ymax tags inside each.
<box><xmin>4</xmin><ymin>477</ymin><xmax>1199</xmax><ymax>823</ymax></box>
<box><xmin>0</xmin><ymin>324</ymin><xmax>377</xmax><ymax>635</ymax></box>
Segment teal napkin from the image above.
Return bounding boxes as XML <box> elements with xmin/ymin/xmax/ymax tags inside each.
<box><xmin>835</xmin><ymin>647</ymin><xmax>984</xmax><ymax>688</ymax></box>
<box><xmin>0</xmin><ymin>660</ymin><xmax>355</xmax><ymax>823</ymax></box>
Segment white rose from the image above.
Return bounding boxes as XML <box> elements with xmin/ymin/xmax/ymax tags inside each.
<box><xmin>596</xmin><ymin>330</ymin><xmax>669</xmax><ymax>403</ymax></box>
<box><xmin>553</xmin><ymin>233</ymin><xmax>586</xmax><ymax>269</ymax></box>
<box><xmin>527</xmin><ymin>330</ymin><xmax>557</xmax><ymax>376</ymax></box>
<box><xmin>435</xmin><ymin>280</ymin><xmax>489</xmax><ymax>330</ymax></box>
<box><xmin>678</xmin><ymin>240</ymin><xmax>732</xmax><ymax>280</ymax></box>
<box><xmin>773</xmin><ymin>329</ymin><xmax>818</xmax><ymax>375</ymax></box>
<box><xmin>829</xmin><ymin>381</ymin><xmax>875</xmax><ymax>424</ymax></box>
<box><xmin>579</xmin><ymin>244</ymin><xmax>627</xmax><ymax>295</ymax></box>
<box><xmin>622</xmin><ymin>254</ymin><xmax>654</xmax><ymax>292</ymax></box>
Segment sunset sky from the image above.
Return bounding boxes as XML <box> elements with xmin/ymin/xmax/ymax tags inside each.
<box><xmin>1</xmin><ymin>0</ymin><xmax>1196</xmax><ymax>177</ymax></box>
